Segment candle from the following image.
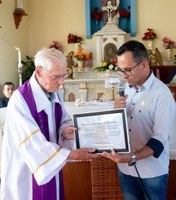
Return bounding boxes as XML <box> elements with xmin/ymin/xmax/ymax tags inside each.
<box><xmin>18</xmin><ymin>49</ymin><xmax>21</xmax><ymax>64</ymax></box>
<box><xmin>17</xmin><ymin>0</ymin><xmax>24</xmax><ymax>9</ymax></box>
<box><xmin>15</xmin><ymin>47</ymin><xmax>22</xmax><ymax>68</ymax></box>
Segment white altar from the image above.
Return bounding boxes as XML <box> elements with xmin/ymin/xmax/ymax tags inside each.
<box><xmin>62</xmin><ymin>71</ymin><xmax>120</xmax><ymax>102</ymax></box>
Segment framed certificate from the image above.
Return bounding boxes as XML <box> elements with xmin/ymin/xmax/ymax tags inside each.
<box><xmin>73</xmin><ymin>108</ymin><xmax>130</xmax><ymax>153</ymax></box>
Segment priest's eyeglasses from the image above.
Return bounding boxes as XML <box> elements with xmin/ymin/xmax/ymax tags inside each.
<box><xmin>117</xmin><ymin>61</ymin><xmax>142</xmax><ymax>76</ymax></box>
<box><xmin>43</xmin><ymin>67</ymin><xmax>69</xmax><ymax>80</ymax></box>
<box><xmin>49</xmin><ymin>73</ymin><xmax>69</xmax><ymax>80</ymax></box>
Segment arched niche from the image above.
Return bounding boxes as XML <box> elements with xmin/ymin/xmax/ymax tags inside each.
<box><xmin>85</xmin><ymin>0</ymin><xmax>136</xmax><ymax>39</ymax></box>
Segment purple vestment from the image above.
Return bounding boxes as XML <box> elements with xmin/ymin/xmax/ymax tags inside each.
<box><xmin>18</xmin><ymin>80</ymin><xmax>65</xmax><ymax>200</ymax></box>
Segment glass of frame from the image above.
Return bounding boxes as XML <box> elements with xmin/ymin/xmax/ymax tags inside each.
<box><xmin>73</xmin><ymin>108</ymin><xmax>131</xmax><ymax>153</ymax></box>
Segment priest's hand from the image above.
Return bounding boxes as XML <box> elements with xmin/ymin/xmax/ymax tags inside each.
<box><xmin>68</xmin><ymin>148</ymin><xmax>100</xmax><ymax>160</ymax></box>
<box><xmin>62</xmin><ymin>126</ymin><xmax>77</xmax><ymax>140</ymax></box>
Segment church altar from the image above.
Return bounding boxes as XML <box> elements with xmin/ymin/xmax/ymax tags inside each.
<box><xmin>62</xmin><ymin>71</ymin><xmax>120</xmax><ymax>102</ymax></box>
<box><xmin>63</xmin><ymin>0</ymin><xmax>130</xmax><ymax>102</ymax></box>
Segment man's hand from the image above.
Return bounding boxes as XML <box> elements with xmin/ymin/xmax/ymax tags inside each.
<box><xmin>102</xmin><ymin>149</ymin><xmax>131</xmax><ymax>163</ymax></box>
<box><xmin>68</xmin><ymin>148</ymin><xmax>100</xmax><ymax>161</ymax></box>
<box><xmin>114</xmin><ymin>95</ymin><xmax>128</xmax><ymax>108</ymax></box>
<box><xmin>62</xmin><ymin>126</ymin><xmax>77</xmax><ymax>140</ymax></box>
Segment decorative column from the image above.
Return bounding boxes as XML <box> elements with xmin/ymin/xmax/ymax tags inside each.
<box><xmin>79</xmin><ymin>83</ymin><xmax>88</xmax><ymax>101</ymax></box>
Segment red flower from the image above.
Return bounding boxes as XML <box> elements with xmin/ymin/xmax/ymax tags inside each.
<box><xmin>67</xmin><ymin>34</ymin><xmax>83</xmax><ymax>44</ymax></box>
<box><xmin>91</xmin><ymin>7</ymin><xmax>103</xmax><ymax>22</ymax></box>
<box><xmin>142</xmin><ymin>28</ymin><xmax>157</xmax><ymax>41</ymax></box>
<box><xmin>119</xmin><ymin>5</ymin><xmax>131</xmax><ymax>18</ymax></box>
<box><xmin>111</xmin><ymin>59</ymin><xmax>117</xmax><ymax>64</ymax></box>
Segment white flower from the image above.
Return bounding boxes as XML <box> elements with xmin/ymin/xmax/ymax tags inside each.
<box><xmin>109</xmin><ymin>64</ymin><xmax>114</xmax><ymax>70</ymax></box>
<box><xmin>115</xmin><ymin>67</ymin><xmax>118</xmax><ymax>71</ymax></box>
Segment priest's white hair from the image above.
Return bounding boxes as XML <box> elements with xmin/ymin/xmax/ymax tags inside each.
<box><xmin>34</xmin><ymin>47</ymin><xmax>67</xmax><ymax>70</ymax></box>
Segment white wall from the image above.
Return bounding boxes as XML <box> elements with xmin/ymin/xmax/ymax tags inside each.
<box><xmin>28</xmin><ymin>0</ymin><xmax>176</xmax><ymax>56</ymax></box>
<box><xmin>0</xmin><ymin>0</ymin><xmax>29</xmax><ymax>95</ymax></box>
<box><xmin>136</xmin><ymin>0</ymin><xmax>176</xmax><ymax>51</ymax></box>
<box><xmin>28</xmin><ymin>0</ymin><xmax>87</xmax><ymax>55</ymax></box>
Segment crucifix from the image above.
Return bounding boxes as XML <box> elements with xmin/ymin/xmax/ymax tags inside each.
<box><xmin>102</xmin><ymin>0</ymin><xmax>117</xmax><ymax>22</ymax></box>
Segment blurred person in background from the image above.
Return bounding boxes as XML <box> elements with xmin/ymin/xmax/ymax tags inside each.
<box><xmin>0</xmin><ymin>81</ymin><xmax>15</xmax><ymax>108</ymax></box>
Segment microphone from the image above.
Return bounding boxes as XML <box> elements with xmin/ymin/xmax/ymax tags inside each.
<box><xmin>118</xmin><ymin>80</ymin><xmax>126</xmax><ymax>96</ymax></box>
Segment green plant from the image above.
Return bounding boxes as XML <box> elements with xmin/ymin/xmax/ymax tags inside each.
<box><xmin>21</xmin><ymin>56</ymin><xmax>35</xmax><ymax>83</ymax></box>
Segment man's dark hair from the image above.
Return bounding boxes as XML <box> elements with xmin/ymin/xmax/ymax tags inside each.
<box><xmin>117</xmin><ymin>40</ymin><xmax>149</xmax><ymax>63</ymax></box>
<box><xmin>3</xmin><ymin>82</ymin><xmax>14</xmax><ymax>87</ymax></box>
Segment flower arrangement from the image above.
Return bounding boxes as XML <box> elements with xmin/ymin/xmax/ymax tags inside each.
<box><xmin>74</xmin><ymin>43</ymin><xmax>89</xmax><ymax>61</ymax></box>
<box><xmin>162</xmin><ymin>37</ymin><xmax>176</xmax><ymax>49</ymax></box>
<box><xmin>94</xmin><ymin>59</ymin><xmax>118</xmax><ymax>72</ymax></box>
<box><xmin>49</xmin><ymin>40</ymin><xmax>63</xmax><ymax>52</ymax></box>
<box><xmin>91</xmin><ymin>7</ymin><xmax>103</xmax><ymax>22</ymax></box>
<box><xmin>119</xmin><ymin>6</ymin><xmax>131</xmax><ymax>18</ymax></box>
<box><xmin>142</xmin><ymin>28</ymin><xmax>157</xmax><ymax>41</ymax></box>
<box><xmin>67</xmin><ymin>33</ymin><xmax>83</xmax><ymax>44</ymax></box>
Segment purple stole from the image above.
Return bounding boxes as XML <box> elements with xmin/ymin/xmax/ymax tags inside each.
<box><xmin>18</xmin><ymin>80</ymin><xmax>65</xmax><ymax>200</ymax></box>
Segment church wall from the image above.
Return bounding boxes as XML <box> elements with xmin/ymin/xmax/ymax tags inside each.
<box><xmin>28</xmin><ymin>0</ymin><xmax>176</xmax><ymax>57</ymax></box>
<box><xmin>0</xmin><ymin>0</ymin><xmax>29</xmax><ymax>94</ymax></box>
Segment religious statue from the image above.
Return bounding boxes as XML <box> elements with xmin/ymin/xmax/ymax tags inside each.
<box><xmin>102</xmin><ymin>0</ymin><xmax>119</xmax><ymax>23</ymax></box>
<box><xmin>147</xmin><ymin>48</ymin><xmax>163</xmax><ymax>66</ymax></box>
<box><xmin>66</xmin><ymin>51</ymin><xmax>75</xmax><ymax>79</ymax></box>
<box><xmin>104</xmin><ymin>43</ymin><xmax>117</xmax><ymax>62</ymax></box>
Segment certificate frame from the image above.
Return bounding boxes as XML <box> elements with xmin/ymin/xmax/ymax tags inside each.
<box><xmin>73</xmin><ymin>108</ymin><xmax>130</xmax><ymax>153</ymax></box>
